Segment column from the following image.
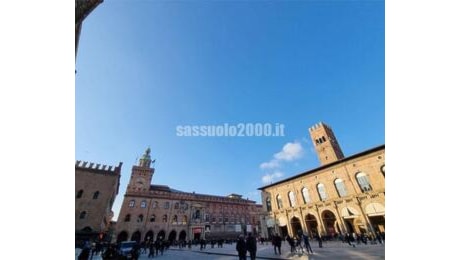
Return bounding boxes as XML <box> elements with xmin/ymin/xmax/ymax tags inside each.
<box><xmin>356</xmin><ymin>197</ymin><xmax>376</xmax><ymax>236</ymax></box>
<box><xmin>315</xmin><ymin>204</ymin><xmax>326</xmax><ymax>235</ymax></box>
<box><xmin>333</xmin><ymin>201</ymin><xmax>346</xmax><ymax>235</ymax></box>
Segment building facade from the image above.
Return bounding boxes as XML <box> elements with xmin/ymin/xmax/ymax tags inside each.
<box><xmin>75</xmin><ymin>160</ymin><xmax>122</xmax><ymax>242</ymax></box>
<box><xmin>259</xmin><ymin>122</ymin><xmax>385</xmax><ymax>239</ymax></box>
<box><xmin>115</xmin><ymin>148</ymin><xmax>263</xmax><ymax>243</ymax></box>
<box><xmin>75</xmin><ymin>0</ymin><xmax>104</xmax><ymax>58</ymax></box>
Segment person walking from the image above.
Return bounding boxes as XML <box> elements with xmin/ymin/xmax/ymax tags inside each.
<box><xmin>302</xmin><ymin>232</ymin><xmax>314</xmax><ymax>254</ymax></box>
<box><xmin>104</xmin><ymin>244</ymin><xmax>119</xmax><ymax>260</ymax></box>
<box><xmin>317</xmin><ymin>234</ymin><xmax>323</xmax><ymax>248</ymax></box>
<box><xmin>236</xmin><ymin>235</ymin><xmax>247</xmax><ymax>260</ymax></box>
<box><xmin>272</xmin><ymin>233</ymin><xmax>282</xmax><ymax>255</ymax></box>
<box><xmin>148</xmin><ymin>242</ymin><xmax>155</xmax><ymax>258</ymax></box>
<box><xmin>246</xmin><ymin>233</ymin><xmax>257</xmax><ymax>260</ymax></box>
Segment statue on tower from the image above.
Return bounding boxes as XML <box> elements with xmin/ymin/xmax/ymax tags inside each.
<box><xmin>139</xmin><ymin>147</ymin><xmax>152</xmax><ymax>168</ymax></box>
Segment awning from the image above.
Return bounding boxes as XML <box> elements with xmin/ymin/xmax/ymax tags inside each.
<box><xmin>341</xmin><ymin>206</ymin><xmax>360</xmax><ymax>219</ymax></box>
<box><xmin>192</xmin><ymin>227</ymin><xmax>202</xmax><ymax>234</ymax></box>
<box><xmin>365</xmin><ymin>203</ymin><xmax>385</xmax><ymax>216</ymax></box>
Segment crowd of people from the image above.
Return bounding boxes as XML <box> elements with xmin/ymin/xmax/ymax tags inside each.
<box><xmin>77</xmin><ymin>238</ymin><xmax>171</xmax><ymax>260</ymax></box>
<box><xmin>77</xmin><ymin>230</ymin><xmax>385</xmax><ymax>259</ymax></box>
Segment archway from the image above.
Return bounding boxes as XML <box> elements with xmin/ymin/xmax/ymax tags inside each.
<box><xmin>344</xmin><ymin>219</ymin><xmax>355</xmax><ymax>234</ymax></box>
<box><xmin>144</xmin><ymin>230</ymin><xmax>154</xmax><ymax>243</ymax></box>
<box><xmin>157</xmin><ymin>230</ymin><xmax>166</xmax><ymax>241</ymax></box>
<box><xmin>321</xmin><ymin>210</ymin><xmax>337</xmax><ymax>237</ymax></box>
<box><xmin>304</xmin><ymin>214</ymin><xmax>318</xmax><ymax>237</ymax></box>
<box><xmin>290</xmin><ymin>217</ymin><xmax>302</xmax><ymax>237</ymax></box>
<box><xmin>117</xmin><ymin>231</ymin><xmax>128</xmax><ymax>243</ymax></box>
<box><xmin>168</xmin><ymin>230</ymin><xmax>177</xmax><ymax>243</ymax></box>
<box><xmin>131</xmin><ymin>231</ymin><xmax>141</xmax><ymax>242</ymax></box>
<box><xmin>369</xmin><ymin>215</ymin><xmax>385</xmax><ymax>233</ymax></box>
<box><xmin>179</xmin><ymin>230</ymin><xmax>187</xmax><ymax>241</ymax></box>
<box><xmin>365</xmin><ymin>203</ymin><xmax>385</xmax><ymax>233</ymax></box>
<box><xmin>279</xmin><ymin>226</ymin><xmax>288</xmax><ymax>238</ymax></box>
<box><xmin>81</xmin><ymin>226</ymin><xmax>92</xmax><ymax>232</ymax></box>
<box><xmin>277</xmin><ymin>216</ymin><xmax>288</xmax><ymax>238</ymax></box>
<box><xmin>341</xmin><ymin>206</ymin><xmax>360</xmax><ymax>234</ymax></box>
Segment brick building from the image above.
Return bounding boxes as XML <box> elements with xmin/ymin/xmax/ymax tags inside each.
<box><xmin>75</xmin><ymin>160</ymin><xmax>122</xmax><ymax>242</ymax></box>
<box><xmin>258</xmin><ymin>122</ymin><xmax>385</xmax><ymax>239</ymax></box>
<box><xmin>115</xmin><ymin>148</ymin><xmax>263</xmax><ymax>243</ymax></box>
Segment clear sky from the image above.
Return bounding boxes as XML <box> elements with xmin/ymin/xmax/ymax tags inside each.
<box><xmin>75</xmin><ymin>0</ymin><xmax>384</xmax><ymax>221</ymax></box>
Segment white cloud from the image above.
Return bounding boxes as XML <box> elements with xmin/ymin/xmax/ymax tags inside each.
<box><xmin>261</xmin><ymin>171</ymin><xmax>284</xmax><ymax>184</ymax></box>
<box><xmin>259</xmin><ymin>159</ymin><xmax>280</xmax><ymax>169</ymax></box>
<box><xmin>274</xmin><ymin>142</ymin><xmax>303</xmax><ymax>161</ymax></box>
<box><xmin>259</xmin><ymin>141</ymin><xmax>304</xmax><ymax>170</ymax></box>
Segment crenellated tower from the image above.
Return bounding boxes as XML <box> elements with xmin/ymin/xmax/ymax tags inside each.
<box><xmin>309</xmin><ymin>122</ymin><xmax>344</xmax><ymax>166</ymax></box>
<box><xmin>128</xmin><ymin>147</ymin><xmax>155</xmax><ymax>192</ymax></box>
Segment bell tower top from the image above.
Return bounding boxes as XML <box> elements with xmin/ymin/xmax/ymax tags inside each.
<box><xmin>309</xmin><ymin>122</ymin><xmax>344</xmax><ymax>165</ymax></box>
<box><xmin>139</xmin><ymin>147</ymin><xmax>152</xmax><ymax>168</ymax></box>
<box><xmin>129</xmin><ymin>147</ymin><xmax>155</xmax><ymax>192</ymax></box>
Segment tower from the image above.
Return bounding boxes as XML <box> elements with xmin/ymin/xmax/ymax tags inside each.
<box><xmin>128</xmin><ymin>147</ymin><xmax>155</xmax><ymax>192</ymax></box>
<box><xmin>309</xmin><ymin>122</ymin><xmax>344</xmax><ymax>166</ymax></box>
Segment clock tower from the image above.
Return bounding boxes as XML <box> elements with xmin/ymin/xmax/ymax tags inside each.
<box><xmin>128</xmin><ymin>147</ymin><xmax>155</xmax><ymax>192</ymax></box>
<box><xmin>309</xmin><ymin>122</ymin><xmax>345</xmax><ymax>166</ymax></box>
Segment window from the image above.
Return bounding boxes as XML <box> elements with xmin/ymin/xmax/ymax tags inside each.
<box><xmin>92</xmin><ymin>191</ymin><xmax>100</xmax><ymax>199</ymax></box>
<box><xmin>137</xmin><ymin>214</ymin><xmax>144</xmax><ymax>222</ymax></box>
<box><xmin>322</xmin><ymin>136</ymin><xmax>326</xmax><ymax>142</ymax></box>
<box><xmin>76</xmin><ymin>190</ymin><xmax>83</xmax><ymax>199</ymax></box>
<box><xmin>174</xmin><ymin>202</ymin><xmax>179</xmax><ymax>209</ymax></box>
<box><xmin>140</xmin><ymin>200</ymin><xmax>147</xmax><ymax>208</ymax></box>
<box><xmin>162</xmin><ymin>215</ymin><xmax>167</xmax><ymax>223</ymax></box>
<box><xmin>79</xmin><ymin>211</ymin><xmax>87</xmax><ymax>219</ymax></box>
<box><xmin>334</xmin><ymin>179</ymin><xmax>347</xmax><ymax>197</ymax></box>
<box><xmin>356</xmin><ymin>172</ymin><xmax>372</xmax><ymax>192</ymax></box>
<box><xmin>182</xmin><ymin>215</ymin><xmax>188</xmax><ymax>223</ymax></box>
<box><xmin>172</xmin><ymin>215</ymin><xmax>178</xmax><ymax>223</ymax></box>
<box><xmin>164</xmin><ymin>202</ymin><xmax>170</xmax><ymax>209</ymax></box>
<box><xmin>124</xmin><ymin>214</ymin><xmax>131</xmax><ymax>222</ymax></box>
<box><xmin>317</xmin><ymin>183</ymin><xmax>327</xmax><ymax>201</ymax></box>
<box><xmin>288</xmin><ymin>191</ymin><xmax>296</xmax><ymax>207</ymax></box>
<box><xmin>266</xmin><ymin>197</ymin><xmax>272</xmax><ymax>212</ymax></box>
<box><xmin>150</xmin><ymin>215</ymin><xmax>156</xmax><ymax>222</ymax></box>
<box><xmin>194</xmin><ymin>210</ymin><xmax>201</xmax><ymax>219</ymax></box>
<box><xmin>380</xmin><ymin>164</ymin><xmax>385</xmax><ymax>177</ymax></box>
<box><xmin>128</xmin><ymin>200</ymin><xmax>135</xmax><ymax>208</ymax></box>
<box><xmin>301</xmin><ymin>188</ymin><xmax>311</xmax><ymax>204</ymax></box>
<box><xmin>276</xmin><ymin>194</ymin><xmax>283</xmax><ymax>209</ymax></box>
<box><xmin>152</xmin><ymin>201</ymin><xmax>158</xmax><ymax>208</ymax></box>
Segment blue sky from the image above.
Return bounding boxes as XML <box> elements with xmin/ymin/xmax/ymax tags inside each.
<box><xmin>76</xmin><ymin>0</ymin><xmax>384</xmax><ymax>221</ymax></box>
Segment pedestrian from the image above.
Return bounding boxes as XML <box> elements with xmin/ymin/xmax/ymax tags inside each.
<box><xmin>78</xmin><ymin>247</ymin><xmax>90</xmax><ymax>260</ymax></box>
<box><xmin>148</xmin><ymin>242</ymin><xmax>155</xmax><ymax>258</ymax></box>
<box><xmin>272</xmin><ymin>233</ymin><xmax>282</xmax><ymax>255</ymax></box>
<box><xmin>246</xmin><ymin>233</ymin><xmax>257</xmax><ymax>260</ymax></box>
<box><xmin>286</xmin><ymin>235</ymin><xmax>295</xmax><ymax>253</ymax></box>
<box><xmin>303</xmin><ymin>232</ymin><xmax>314</xmax><ymax>254</ymax></box>
<box><xmin>102</xmin><ymin>244</ymin><xmax>119</xmax><ymax>260</ymax></box>
<box><xmin>317</xmin><ymin>234</ymin><xmax>323</xmax><ymax>248</ymax></box>
<box><xmin>236</xmin><ymin>235</ymin><xmax>247</xmax><ymax>260</ymax></box>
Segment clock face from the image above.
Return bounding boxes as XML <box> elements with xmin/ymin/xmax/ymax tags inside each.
<box><xmin>135</xmin><ymin>177</ymin><xmax>145</xmax><ymax>188</ymax></box>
